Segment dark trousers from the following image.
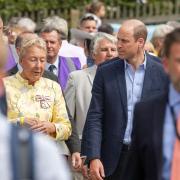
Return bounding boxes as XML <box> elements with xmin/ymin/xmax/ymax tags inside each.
<box><xmin>105</xmin><ymin>145</ymin><xmax>132</xmax><ymax>180</ymax></box>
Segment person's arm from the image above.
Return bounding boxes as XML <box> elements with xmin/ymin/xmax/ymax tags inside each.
<box><xmin>50</xmin><ymin>82</ymin><xmax>72</xmax><ymax>140</ymax></box>
<box><xmin>64</xmin><ymin>73</ymin><xmax>76</xmax><ymax>121</ymax></box>
<box><xmin>81</xmin><ymin>67</ymin><xmax>105</xmax><ymax>179</ymax></box>
<box><xmin>64</xmin><ymin>75</ymin><xmax>82</xmax><ymax>168</ymax></box>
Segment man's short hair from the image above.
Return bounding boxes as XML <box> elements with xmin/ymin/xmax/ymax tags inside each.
<box><xmin>98</xmin><ymin>23</ymin><xmax>114</xmax><ymax>35</ymax></box>
<box><xmin>151</xmin><ymin>24</ymin><xmax>174</xmax><ymax>48</ymax></box>
<box><xmin>133</xmin><ymin>24</ymin><xmax>147</xmax><ymax>42</ymax></box>
<box><xmin>43</xmin><ymin>16</ymin><xmax>68</xmax><ymax>40</ymax></box>
<box><xmin>40</xmin><ymin>26</ymin><xmax>61</xmax><ymax>42</ymax></box>
<box><xmin>163</xmin><ymin>28</ymin><xmax>180</xmax><ymax>58</ymax></box>
<box><xmin>15</xmin><ymin>32</ymin><xmax>38</xmax><ymax>49</ymax></box>
<box><xmin>91</xmin><ymin>32</ymin><xmax>117</xmax><ymax>55</ymax></box>
<box><xmin>19</xmin><ymin>37</ymin><xmax>46</xmax><ymax>61</ymax></box>
<box><xmin>80</xmin><ymin>16</ymin><xmax>97</xmax><ymax>26</ymax></box>
<box><xmin>17</xmin><ymin>17</ymin><xmax>36</xmax><ymax>32</ymax></box>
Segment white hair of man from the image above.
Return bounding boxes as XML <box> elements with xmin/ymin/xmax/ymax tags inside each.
<box><xmin>151</xmin><ymin>24</ymin><xmax>174</xmax><ymax>48</ymax></box>
<box><xmin>43</xmin><ymin>16</ymin><xmax>68</xmax><ymax>40</ymax></box>
<box><xmin>19</xmin><ymin>37</ymin><xmax>46</xmax><ymax>61</ymax></box>
<box><xmin>91</xmin><ymin>32</ymin><xmax>117</xmax><ymax>55</ymax></box>
<box><xmin>17</xmin><ymin>17</ymin><xmax>36</xmax><ymax>32</ymax></box>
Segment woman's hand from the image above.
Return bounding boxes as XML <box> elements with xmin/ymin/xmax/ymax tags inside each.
<box><xmin>31</xmin><ymin>121</ymin><xmax>56</xmax><ymax>136</ymax></box>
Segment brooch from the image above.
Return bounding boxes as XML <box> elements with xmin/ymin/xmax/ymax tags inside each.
<box><xmin>35</xmin><ymin>95</ymin><xmax>51</xmax><ymax>109</ymax></box>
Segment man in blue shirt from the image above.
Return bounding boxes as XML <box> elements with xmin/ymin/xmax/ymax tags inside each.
<box><xmin>130</xmin><ymin>28</ymin><xmax>180</xmax><ymax>180</ymax></box>
<box><xmin>81</xmin><ymin>19</ymin><xmax>169</xmax><ymax>180</ymax></box>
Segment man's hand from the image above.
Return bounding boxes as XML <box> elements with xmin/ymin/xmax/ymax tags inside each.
<box><xmin>82</xmin><ymin>165</ymin><xmax>89</xmax><ymax>179</ymax></box>
<box><xmin>89</xmin><ymin>159</ymin><xmax>105</xmax><ymax>180</ymax></box>
<box><xmin>31</xmin><ymin>121</ymin><xmax>56</xmax><ymax>136</ymax></box>
<box><xmin>71</xmin><ymin>152</ymin><xmax>82</xmax><ymax>170</ymax></box>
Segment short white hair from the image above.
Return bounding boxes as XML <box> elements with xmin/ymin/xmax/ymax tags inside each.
<box><xmin>43</xmin><ymin>16</ymin><xmax>68</xmax><ymax>40</ymax></box>
<box><xmin>17</xmin><ymin>17</ymin><xmax>36</xmax><ymax>32</ymax></box>
<box><xmin>19</xmin><ymin>37</ymin><xmax>46</xmax><ymax>61</ymax></box>
<box><xmin>151</xmin><ymin>24</ymin><xmax>174</xmax><ymax>47</ymax></box>
<box><xmin>91</xmin><ymin>32</ymin><xmax>117</xmax><ymax>54</ymax></box>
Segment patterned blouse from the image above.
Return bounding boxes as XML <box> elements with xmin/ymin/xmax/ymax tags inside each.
<box><xmin>3</xmin><ymin>72</ymin><xmax>71</xmax><ymax>141</ymax></box>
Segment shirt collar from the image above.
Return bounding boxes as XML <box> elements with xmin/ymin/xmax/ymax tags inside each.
<box><xmin>15</xmin><ymin>72</ymin><xmax>42</xmax><ymax>88</ymax></box>
<box><xmin>169</xmin><ymin>83</ymin><xmax>180</xmax><ymax>107</ymax></box>
<box><xmin>46</xmin><ymin>56</ymin><xmax>59</xmax><ymax>70</ymax></box>
<box><xmin>124</xmin><ymin>53</ymin><xmax>147</xmax><ymax>70</ymax></box>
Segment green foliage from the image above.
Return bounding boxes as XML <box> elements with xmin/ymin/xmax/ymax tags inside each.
<box><xmin>0</xmin><ymin>0</ymin><xmax>168</xmax><ymax>22</ymax></box>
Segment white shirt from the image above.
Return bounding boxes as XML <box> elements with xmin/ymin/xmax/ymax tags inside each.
<box><xmin>45</xmin><ymin>56</ymin><xmax>59</xmax><ymax>76</ymax></box>
<box><xmin>0</xmin><ymin>115</ymin><xmax>71</xmax><ymax>180</ymax></box>
<box><xmin>59</xmin><ymin>40</ymin><xmax>87</xmax><ymax>68</ymax></box>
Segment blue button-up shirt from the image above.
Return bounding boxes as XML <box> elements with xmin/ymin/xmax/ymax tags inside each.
<box><xmin>162</xmin><ymin>84</ymin><xmax>180</xmax><ymax>180</ymax></box>
<box><xmin>123</xmin><ymin>57</ymin><xmax>146</xmax><ymax>144</ymax></box>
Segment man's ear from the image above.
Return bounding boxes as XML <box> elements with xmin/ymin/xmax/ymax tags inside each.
<box><xmin>162</xmin><ymin>57</ymin><xmax>169</xmax><ymax>74</ymax></box>
<box><xmin>16</xmin><ymin>47</ymin><xmax>20</xmax><ymax>56</ymax></box>
<box><xmin>138</xmin><ymin>38</ymin><xmax>145</xmax><ymax>48</ymax></box>
<box><xmin>19</xmin><ymin>58</ymin><xmax>23</xmax><ymax>66</ymax></box>
<box><xmin>92</xmin><ymin>52</ymin><xmax>96</xmax><ymax>60</ymax></box>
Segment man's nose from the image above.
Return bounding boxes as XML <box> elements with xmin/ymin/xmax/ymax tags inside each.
<box><xmin>117</xmin><ymin>41</ymin><xmax>122</xmax><ymax>48</ymax></box>
<box><xmin>46</xmin><ymin>42</ymin><xmax>51</xmax><ymax>48</ymax></box>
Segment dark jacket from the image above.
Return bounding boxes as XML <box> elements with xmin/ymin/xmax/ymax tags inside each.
<box><xmin>81</xmin><ymin>53</ymin><xmax>169</xmax><ymax>176</ymax></box>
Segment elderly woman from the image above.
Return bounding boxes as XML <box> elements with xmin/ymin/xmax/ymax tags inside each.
<box><xmin>3</xmin><ymin>37</ymin><xmax>71</xmax><ymax>140</ymax></box>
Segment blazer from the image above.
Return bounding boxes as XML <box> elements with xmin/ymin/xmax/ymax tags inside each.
<box><xmin>129</xmin><ymin>92</ymin><xmax>168</xmax><ymax>180</ymax></box>
<box><xmin>64</xmin><ymin>65</ymin><xmax>96</xmax><ymax>139</ymax></box>
<box><xmin>81</xmin><ymin>53</ymin><xmax>169</xmax><ymax>177</ymax></box>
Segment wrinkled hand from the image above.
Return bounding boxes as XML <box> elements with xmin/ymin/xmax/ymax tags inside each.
<box><xmin>89</xmin><ymin>159</ymin><xmax>105</xmax><ymax>180</ymax></box>
<box><xmin>31</xmin><ymin>121</ymin><xmax>56</xmax><ymax>136</ymax></box>
<box><xmin>71</xmin><ymin>152</ymin><xmax>82</xmax><ymax>170</ymax></box>
<box><xmin>24</xmin><ymin>117</ymin><xmax>39</xmax><ymax>128</ymax></box>
<box><xmin>82</xmin><ymin>165</ymin><xmax>89</xmax><ymax>179</ymax></box>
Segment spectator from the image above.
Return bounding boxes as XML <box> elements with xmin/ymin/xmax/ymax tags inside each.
<box><xmin>65</xmin><ymin>32</ymin><xmax>118</xmax><ymax>140</ymax></box>
<box><xmin>85</xmin><ymin>1</ymin><xmax>106</xmax><ymax>28</ymax></box>
<box><xmin>151</xmin><ymin>24</ymin><xmax>174</xmax><ymax>58</ymax></box>
<box><xmin>98</xmin><ymin>23</ymin><xmax>114</xmax><ymax>35</ymax></box>
<box><xmin>17</xmin><ymin>17</ymin><xmax>36</xmax><ymax>32</ymax></box>
<box><xmin>4</xmin><ymin>17</ymin><xmax>27</xmax><ymax>71</ymax></box>
<box><xmin>65</xmin><ymin>32</ymin><xmax>118</xmax><ymax>180</ymax></box>
<box><xmin>130</xmin><ymin>27</ymin><xmax>180</xmax><ymax>180</ymax></box>
<box><xmin>167</xmin><ymin>20</ymin><xmax>180</xmax><ymax>29</ymax></box>
<box><xmin>7</xmin><ymin>32</ymin><xmax>58</xmax><ymax>82</ymax></box>
<box><xmin>43</xmin><ymin>16</ymin><xmax>87</xmax><ymax>68</ymax></box>
<box><xmin>79</xmin><ymin>16</ymin><xmax>97</xmax><ymax>33</ymax></box>
<box><xmin>40</xmin><ymin>26</ymin><xmax>81</xmax><ymax>90</ymax></box>
<box><xmin>0</xmin><ymin>33</ymin><xmax>71</xmax><ymax>180</ymax></box>
<box><xmin>3</xmin><ymin>37</ymin><xmax>71</xmax><ymax>141</ymax></box>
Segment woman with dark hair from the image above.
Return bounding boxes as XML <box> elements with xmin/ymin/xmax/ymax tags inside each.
<box><xmin>85</xmin><ymin>1</ymin><xmax>106</xmax><ymax>28</ymax></box>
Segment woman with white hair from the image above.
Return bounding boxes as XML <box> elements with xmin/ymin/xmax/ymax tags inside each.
<box><xmin>3</xmin><ymin>37</ymin><xmax>71</xmax><ymax>140</ymax></box>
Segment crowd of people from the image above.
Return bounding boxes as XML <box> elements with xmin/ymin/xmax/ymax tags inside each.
<box><xmin>0</xmin><ymin>1</ymin><xmax>180</xmax><ymax>180</ymax></box>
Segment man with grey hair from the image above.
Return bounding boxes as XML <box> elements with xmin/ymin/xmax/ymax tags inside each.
<box><xmin>151</xmin><ymin>24</ymin><xmax>174</xmax><ymax>57</ymax></box>
<box><xmin>40</xmin><ymin>26</ymin><xmax>82</xmax><ymax>90</ymax></box>
<box><xmin>64</xmin><ymin>33</ymin><xmax>118</xmax><ymax>179</ymax></box>
<box><xmin>43</xmin><ymin>16</ymin><xmax>87</xmax><ymax>67</ymax></box>
<box><xmin>17</xmin><ymin>17</ymin><xmax>36</xmax><ymax>32</ymax></box>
